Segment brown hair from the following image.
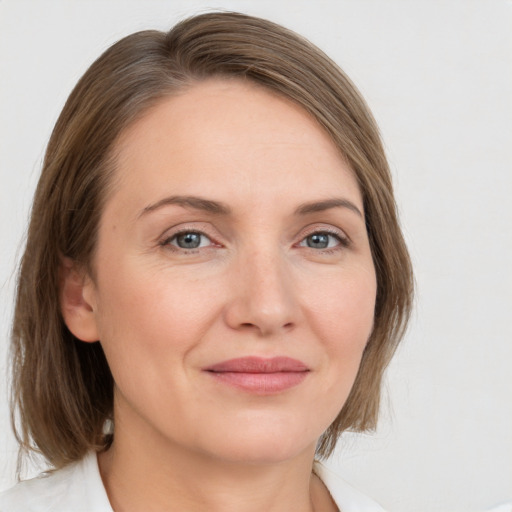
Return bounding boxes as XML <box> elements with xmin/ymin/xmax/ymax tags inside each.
<box><xmin>10</xmin><ymin>11</ymin><xmax>413</xmax><ymax>470</ymax></box>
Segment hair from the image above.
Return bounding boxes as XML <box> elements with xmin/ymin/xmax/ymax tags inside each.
<box><xmin>10</xmin><ymin>11</ymin><xmax>413</xmax><ymax>471</ymax></box>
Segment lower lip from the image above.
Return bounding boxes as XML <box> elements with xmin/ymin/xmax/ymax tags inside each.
<box><xmin>206</xmin><ymin>371</ymin><xmax>309</xmax><ymax>394</ymax></box>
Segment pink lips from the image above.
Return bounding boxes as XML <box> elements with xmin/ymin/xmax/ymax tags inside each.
<box><xmin>203</xmin><ymin>356</ymin><xmax>310</xmax><ymax>394</ymax></box>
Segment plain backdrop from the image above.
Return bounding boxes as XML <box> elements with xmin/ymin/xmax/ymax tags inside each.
<box><xmin>1</xmin><ymin>1</ymin><xmax>511</xmax><ymax>511</ymax></box>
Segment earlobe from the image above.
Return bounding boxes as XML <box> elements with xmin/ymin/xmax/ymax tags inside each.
<box><xmin>59</xmin><ymin>257</ymin><xmax>99</xmax><ymax>343</ymax></box>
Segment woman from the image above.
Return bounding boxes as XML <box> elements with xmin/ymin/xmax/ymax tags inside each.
<box><xmin>1</xmin><ymin>11</ymin><xmax>413</xmax><ymax>512</ymax></box>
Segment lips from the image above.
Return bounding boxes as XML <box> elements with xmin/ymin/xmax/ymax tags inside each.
<box><xmin>203</xmin><ymin>356</ymin><xmax>310</xmax><ymax>394</ymax></box>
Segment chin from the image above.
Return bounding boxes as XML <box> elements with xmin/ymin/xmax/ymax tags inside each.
<box><xmin>209</xmin><ymin>440</ymin><xmax>314</xmax><ymax>466</ymax></box>
<box><xmin>191</xmin><ymin>419</ymin><xmax>320</xmax><ymax>465</ymax></box>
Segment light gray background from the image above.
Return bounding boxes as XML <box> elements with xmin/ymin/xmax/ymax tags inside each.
<box><xmin>1</xmin><ymin>1</ymin><xmax>511</xmax><ymax>511</ymax></box>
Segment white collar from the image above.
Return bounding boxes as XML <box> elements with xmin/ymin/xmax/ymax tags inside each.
<box><xmin>1</xmin><ymin>452</ymin><xmax>385</xmax><ymax>512</ymax></box>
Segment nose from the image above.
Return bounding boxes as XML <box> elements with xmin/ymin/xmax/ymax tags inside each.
<box><xmin>223</xmin><ymin>248</ymin><xmax>299</xmax><ymax>337</ymax></box>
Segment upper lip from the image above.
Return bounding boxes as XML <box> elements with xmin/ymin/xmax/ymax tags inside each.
<box><xmin>203</xmin><ymin>356</ymin><xmax>309</xmax><ymax>373</ymax></box>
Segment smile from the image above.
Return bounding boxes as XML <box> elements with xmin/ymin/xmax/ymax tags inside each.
<box><xmin>202</xmin><ymin>356</ymin><xmax>310</xmax><ymax>395</ymax></box>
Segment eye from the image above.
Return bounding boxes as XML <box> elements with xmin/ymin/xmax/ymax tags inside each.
<box><xmin>298</xmin><ymin>231</ymin><xmax>346</xmax><ymax>250</ymax></box>
<box><xmin>166</xmin><ymin>231</ymin><xmax>213</xmax><ymax>250</ymax></box>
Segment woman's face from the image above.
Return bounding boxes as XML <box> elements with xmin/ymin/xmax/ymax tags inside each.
<box><xmin>82</xmin><ymin>79</ymin><xmax>376</xmax><ymax>463</ymax></box>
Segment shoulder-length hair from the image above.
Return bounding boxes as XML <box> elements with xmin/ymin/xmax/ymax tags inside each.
<box><xmin>11</xmin><ymin>11</ymin><xmax>413</xmax><ymax>470</ymax></box>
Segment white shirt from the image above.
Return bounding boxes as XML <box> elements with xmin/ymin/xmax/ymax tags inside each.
<box><xmin>0</xmin><ymin>452</ymin><xmax>385</xmax><ymax>511</ymax></box>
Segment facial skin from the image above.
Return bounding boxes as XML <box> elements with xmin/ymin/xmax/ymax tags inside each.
<box><xmin>62</xmin><ymin>79</ymin><xmax>377</xmax><ymax>511</ymax></box>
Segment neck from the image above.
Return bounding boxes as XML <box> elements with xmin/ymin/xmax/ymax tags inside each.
<box><xmin>97</xmin><ymin>394</ymin><xmax>338</xmax><ymax>512</ymax></box>
<box><xmin>99</xmin><ymin>440</ymin><xmax>322</xmax><ymax>512</ymax></box>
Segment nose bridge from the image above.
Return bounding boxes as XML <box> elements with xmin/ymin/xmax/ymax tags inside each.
<box><xmin>226</xmin><ymin>239</ymin><xmax>298</xmax><ymax>335</ymax></box>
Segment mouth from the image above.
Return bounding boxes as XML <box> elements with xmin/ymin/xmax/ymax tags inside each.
<box><xmin>202</xmin><ymin>356</ymin><xmax>310</xmax><ymax>394</ymax></box>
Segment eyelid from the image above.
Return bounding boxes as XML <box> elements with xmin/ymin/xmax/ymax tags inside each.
<box><xmin>297</xmin><ymin>224</ymin><xmax>350</xmax><ymax>244</ymax></box>
<box><xmin>158</xmin><ymin>224</ymin><xmax>222</xmax><ymax>251</ymax></box>
<box><xmin>168</xmin><ymin>230</ymin><xmax>212</xmax><ymax>249</ymax></box>
<box><xmin>157</xmin><ymin>222</ymin><xmax>350</xmax><ymax>252</ymax></box>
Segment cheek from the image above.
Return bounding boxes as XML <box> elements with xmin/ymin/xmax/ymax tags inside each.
<box><xmin>305</xmin><ymin>266</ymin><xmax>376</xmax><ymax>344</ymax></box>
<box><xmin>90</xmin><ymin>262</ymin><xmax>228</xmax><ymax>430</ymax></box>
<box><xmin>92</xmin><ymin>261</ymin><xmax>224</xmax><ymax>368</ymax></box>
<box><xmin>303</xmin><ymin>265</ymin><xmax>376</xmax><ymax>389</ymax></box>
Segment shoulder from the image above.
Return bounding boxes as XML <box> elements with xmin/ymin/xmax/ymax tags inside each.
<box><xmin>0</xmin><ymin>452</ymin><xmax>112</xmax><ymax>512</ymax></box>
<box><xmin>313</xmin><ymin>461</ymin><xmax>386</xmax><ymax>512</ymax></box>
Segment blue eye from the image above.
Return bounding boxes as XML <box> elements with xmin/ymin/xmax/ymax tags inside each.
<box><xmin>168</xmin><ymin>231</ymin><xmax>212</xmax><ymax>250</ymax></box>
<box><xmin>299</xmin><ymin>232</ymin><xmax>344</xmax><ymax>250</ymax></box>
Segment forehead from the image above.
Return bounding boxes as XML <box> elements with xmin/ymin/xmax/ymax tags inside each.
<box><xmin>108</xmin><ymin>78</ymin><xmax>362</xmax><ymax>218</ymax></box>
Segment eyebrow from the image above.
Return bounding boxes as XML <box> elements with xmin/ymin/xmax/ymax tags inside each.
<box><xmin>139</xmin><ymin>195</ymin><xmax>232</xmax><ymax>218</ymax></box>
<box><xmin>294</xmin><ymin>198</ymin><xmax>363</xmax><ymax>218</ymax></box>
<box><xmin>139</xmin><ymin>195</ymin><xmax>362</xmax><ymax>219</ymax></box>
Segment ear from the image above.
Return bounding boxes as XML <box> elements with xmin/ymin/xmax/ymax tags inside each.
<box><xmin>59</xmin><ymin>256</ymin><xmax>99</xmax><ymax>342</ymax></box>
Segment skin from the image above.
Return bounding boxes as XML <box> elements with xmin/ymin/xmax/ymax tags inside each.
<box><xmin>61</xmin><ymin>79</ymin><xmax>377</xmax><ymax>512</ymax></box>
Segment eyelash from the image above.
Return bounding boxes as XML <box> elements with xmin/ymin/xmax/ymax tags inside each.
<box><xmin>298</xmin><ymin>228</ymin><xmax>350</xmax><ymax>253</ymax></box>
<box><xmin>160</xmin><ymin>229</ymin><xmax>219</xmax><ymax>254</ymax></box>
<box><xmin>160</xmin><ymin>227</ymin><xmax>350</xmax><ymax>254</ymax></box>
